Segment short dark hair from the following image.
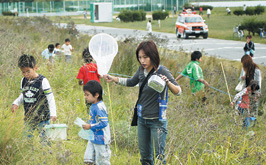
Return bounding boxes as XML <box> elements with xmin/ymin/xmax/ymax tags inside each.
<box><xmin>65</xmin><ymin>38</ymin><xmax>70</xmax><ymax>42</ymax></box>
<box><xmin>246</xmin><ymin>34</ymin><xmax>252</xmax><ymax>39</ymax></box>
<box><xmin>83</xmin><ymin>80</ymin><xmax>103</xmax><ymax>101</ymax></box>
<box><xmin>82</xmin><ymin>47</ymin><xmax>93</xmax><ymax>63</ymax></box>
<box><xmin>48</xmin><ymin>44</ymin><xmax>55</xmax><ymax>51</ymax></box>
<box><xmin>55</xmin><ymin>43</ymin><xmax>60</xmax><ymax>47</ymax></box>
<box><xmin>136</xmin><ymin>40</ymin><xmax>160</xmax><ymax>70</ymax></box>
<box><xmin>191</xmin><ymin>51</ymin><xmax>202</xmax><ymax>61</ymax></box>
<box><xmin>18</xmin><ymin>54</ymin><xmax>36</xmax><ymax>68</ymax></box>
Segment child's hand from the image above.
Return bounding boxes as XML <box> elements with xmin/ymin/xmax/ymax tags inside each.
<box><xmin>241</xmin><ymin>76</ymin><xmax>245</xmax><ymax>80</ymax></box>
<box><xmin>230</xmin><ymin>102</ymin><xmax>234</xmax><ymax>108</ymax></box>
<box><xmin>50</xmin><ymin>116</ymin><xmax>57</xmax><ymax>121</ymax></box>
<box><xmin>11</xmin><ymin>104</ymin><xmax>18</xmax><ymax>113</ymax></box>
<box><xmin>82</xmin><ymin>124</ymin><xmax>91</xmax><ymax>130</ymax></box>
<box><xmin>203</xmin><ymin>80</ymin><xmax>210</xmax><ymax>86</ymax></box>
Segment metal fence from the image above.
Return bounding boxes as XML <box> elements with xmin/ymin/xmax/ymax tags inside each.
<box><xmin>0</xmin><ymin>0</ymin><xmax>188</xmax><ymax>16</ymax></box>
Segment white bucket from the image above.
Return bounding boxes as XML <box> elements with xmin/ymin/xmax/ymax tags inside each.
<box><xmin>148</xmin><ymin>75</ymin><xmax>166</xmax><ymax>93</ymax></box>
<box><xmin>44</xmin><ymin>124</ymin><xmax>68</xmax><ymax>140</ymax></box>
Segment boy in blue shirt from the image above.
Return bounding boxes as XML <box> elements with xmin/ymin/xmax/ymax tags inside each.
<box><xmin>82</xmin><ymin>80</ymin><xmax>111</xmax><ymax>165</ymax></box>
<box><xmin>41</xmin><ymin>44</ymin><xmax>55</xmax><ymax>64</ymax></box>
<box><xmin>11</xmin><ymin>54</ymin><xmax>57</xmax><ymax>137</ymax></box>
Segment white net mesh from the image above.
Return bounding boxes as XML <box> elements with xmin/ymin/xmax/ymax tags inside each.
<box><xmin>89</xmin><ymin>33</ymin><xmax>118</xmax><ymax>75</ymax></box>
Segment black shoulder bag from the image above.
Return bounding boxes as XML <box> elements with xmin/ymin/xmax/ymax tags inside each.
<box><xmin>131</xmin><ymin>68</ymin><xmax>155</xmax><ymax>126</ymax></box>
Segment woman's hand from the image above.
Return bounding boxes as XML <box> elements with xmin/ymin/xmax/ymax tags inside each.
<box><xmin>103</xmin><ymin>75</ymin><xmax>119</xmax><ymax>83</ymax></box>
<box><xmin>160</xmin><ymin>74</ymin><xmax>181</xmax><ymax>95</ymax></box>
<box><xmin>103</xmin><ymin>75</ymin><xmax>113</xmax><ymax>82</ymax></box>
<box><xmin>160</xmin><ymin>75</ymin><xmax>170</xmax><ymax>85</ymax></box>
<box><xmin>241</xmin><ymin>76</ymin><xmax>245</xmax><ymax>80</ymax></box>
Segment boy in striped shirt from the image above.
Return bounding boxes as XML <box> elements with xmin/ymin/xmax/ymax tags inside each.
<box><xmin>11</xmin><ymin>54</ymin><xmax>57</xmax><ymax>137</ymax></box>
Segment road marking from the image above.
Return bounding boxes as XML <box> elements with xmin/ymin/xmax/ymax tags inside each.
<box><xmin>252</xmin><ymin>56</ymin><xmax>266</xmax><ymax>59</ymax></box>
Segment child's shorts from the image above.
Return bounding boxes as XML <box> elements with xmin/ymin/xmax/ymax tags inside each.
<box><xmin>84</xmin><ymin>141</ymin><xmax>111</xmax><ymax>165</ymax></box>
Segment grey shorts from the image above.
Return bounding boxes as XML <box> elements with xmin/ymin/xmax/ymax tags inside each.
<box><xmin>84</xmin><ymin>141</ymin><xmax>111</xmax><ymax>165</ymax></box>
<box><xmin>65</xmin><ymin>55</ymin><xmax>71</xmax><ymax>63</ymax></box>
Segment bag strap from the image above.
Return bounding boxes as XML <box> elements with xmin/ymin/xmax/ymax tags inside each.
<box><xmin>157</xmin><ymin>66</ymin><xmax>168</xmax><ymax>102</ymax></box>
<box><xmin>84</xmin><ymin>64</ymin><xmax>89</xmax><ymax>81</ymax></box>
<box><xmin>131</xmin><ymin>67</ymin><xmax>155</xmax><ymax>126</ymax></box>
<box><xmin>136</xmin><ymin>68</ymin><xmax>155</xmax><ymax>105</ymax></box>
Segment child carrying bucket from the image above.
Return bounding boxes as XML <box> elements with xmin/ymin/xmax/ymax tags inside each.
<box><xmin>82</xmin><ymin>80</ymin><xmax>111</xmax><ymax>164</ymax></box>
<box><xmin>11</xmin><ymin>54</ymin><xmax>57</xmax><ymax>138</ymax></box>
<box><xmin>231</xmin><ymin>80</ymin><xmax>260</xmax><ymax>129</ymax></box>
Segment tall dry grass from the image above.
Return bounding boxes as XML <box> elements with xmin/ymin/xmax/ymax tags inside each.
<box><xmin>1</xmin><ymin>17</ymin><xmax>266</xmax><ymax>164</ymax></box>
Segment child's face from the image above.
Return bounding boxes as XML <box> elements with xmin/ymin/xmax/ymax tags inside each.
<box><xmin>196</xmin><ymin>57</ymin><xmax>202</xmax><ymax>63</ymax></box>
<box><xmin>56</xmin><ymin>45</ymin><xmax>61</xmax><ymax>49</ymax></box>
<box><xmin>84</xmin><ymin>90</ymin><xmax>99</xmax><ymax>104</ymax></box>
<box><xmin>246</xmin><ymin>38</ymin><xmax>251</xmax><ymax>43</ymax></box>
<box><xmin>20</xmin><ymin>66</ymin><xmax>38</xmax><ymax>80</ymax></box>
<box><xmin>49</xmin><ymin>49</ymin><xmax>54</xmax><ymax>53</ymax></box>
<box><xmin>65</xmin><ymin>41</ymin><xmax>70</xmax><ymax>46</ymax></box>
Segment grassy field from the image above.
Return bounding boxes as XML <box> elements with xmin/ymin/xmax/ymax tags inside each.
<box><xmin>1</xmin><ymin>17</ymin><xmax>266</xmax><ymax>164</ymax></box>
<box><xmin>49</xmin><ymin>7</ymin><xmax>266</xmax><ymax>44</ymax></box>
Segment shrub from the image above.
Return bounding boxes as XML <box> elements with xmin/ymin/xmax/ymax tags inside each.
<box><xmin>118</xmin><ymin>10</ymin><xmax>133</xmax><ymax>22</ymax></box>
<box><xmin>140</xmin><ymin>10</ymin><xmax>146</xmax><ymax>21</ymax></box>
<box><xmin>233</xmin><ymin>9</ymin><xmax>244</xmax><ymax>16</ymax></box>
<box><xmin>241</xmin><ymin>18</ymin><xmax>266</xmax><ymax>35</ymax></box>
<box><xmin>152</xmin><ymin>10</ymin><xmax>169</xmax><ymax>20</ymax></box>
<box><xmin>2</xmin><ymin>11</ymin><xmax>16</xmax><ymax>16</ymax></box>
<box><xmin>132</xmin><ymin>11</ymin><xmax>142</xmax><ymax>21</ymax></box>
<box><xmin>255</xmin><ymin>5</ymin><xmax>265</xmax><ymax>15</ymax></box>
<box><xmin>118</xmin><ymin>10</ymin><xmax>146</xmax><ymax>22</ymax></box>
<box><xmin>245</xmin><ymin>7</ymin><xmax>255</xmax><ymax>15</ymax></box>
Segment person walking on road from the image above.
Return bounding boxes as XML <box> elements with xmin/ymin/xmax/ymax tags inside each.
<box><xmin>147</xmin><ymin>19</ymin><xmax>152</xmax><ymax>35</ymax></box>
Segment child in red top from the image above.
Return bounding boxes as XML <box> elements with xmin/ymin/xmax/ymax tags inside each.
<box><xmin>231</xmin><ymin>80</ymin><xmax>260</xmax><ymax>129</ymax></box>
<box><xmin>77</xmin><ymin>48</ymin><xmax>101</xmax><ymax>109</ymax></box>
<box><xmin>77</xmin><ymin>48</ymin><xmax>101</xmax><ymax>86</ymax></box>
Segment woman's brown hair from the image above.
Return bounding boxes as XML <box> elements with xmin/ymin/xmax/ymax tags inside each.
<box><xmin>241</xmin><ymin>55</ymin><xmax>259</xmax><ymax>86</ymax></box>
<box><xmin>136</xmin><ymin>40</ymin><xmax>160</xmax><ymax>70</ymax></box>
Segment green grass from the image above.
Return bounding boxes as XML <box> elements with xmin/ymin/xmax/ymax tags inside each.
<box><xmin>1</xmin><ymin>17</ymin><xmax>266</xmax><ymax>164</ymax></box>
<box><xmin>49</xmin><ymin>7</ymin><xmax>266</xmax><ymax>44</ymax></box>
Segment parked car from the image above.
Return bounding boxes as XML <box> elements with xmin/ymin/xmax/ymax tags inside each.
<box><xmin>175</xmin><ymin>11</ymin><xmax>208</xmax><ymax>39</ymax></box>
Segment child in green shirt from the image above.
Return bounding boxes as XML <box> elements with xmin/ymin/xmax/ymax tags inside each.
<box><xmin>176</xmin><ymin>51</ymin><xmax>209</xmax><ymax>93</ymax></box>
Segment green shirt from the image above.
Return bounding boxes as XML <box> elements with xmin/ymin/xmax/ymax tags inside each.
<box><xmin>182</xmin><ymin>61</ymin><xmax>204</xmax><ymax>93</ymax></box>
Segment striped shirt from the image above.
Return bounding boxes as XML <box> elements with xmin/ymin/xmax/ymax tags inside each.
<box><xmin>12</xmin><ymin>74</ymin><xmax>56</xmax><ymax>123</ymax></box>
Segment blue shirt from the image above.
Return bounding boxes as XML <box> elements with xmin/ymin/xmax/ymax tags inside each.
<box><xmin>89</xmin><ymin>101</ymin><xmax>111</xmax><ymax>145</ymax></box>
<box><xmin>41</xmin><ymin>49</ymin><xmax>55</xmax><ymax>60</ymax></box>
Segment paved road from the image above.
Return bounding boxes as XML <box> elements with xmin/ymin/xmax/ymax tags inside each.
<box><xmin>67</xmin><ymin>24</ymin><xmax>266</xmax><ymax>65</ymax></box>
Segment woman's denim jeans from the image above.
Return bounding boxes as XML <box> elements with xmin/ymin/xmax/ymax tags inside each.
<box><xmin>137</xmin><ymin>117</ymin><xmax>167</xmax><ymax>165</ymax></box>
